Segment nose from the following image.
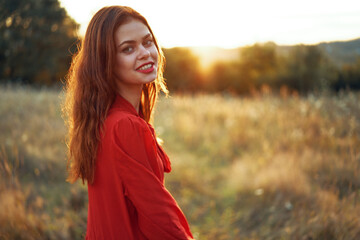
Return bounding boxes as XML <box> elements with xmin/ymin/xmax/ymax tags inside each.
<box><xmin>138</xmin><ymin>45</ymin><xmax>150</xmax><ymax>59</ymax></box>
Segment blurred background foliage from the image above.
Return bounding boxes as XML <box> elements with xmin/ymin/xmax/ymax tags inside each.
<box><xmin>165</xmin><ymin>41</ymin><xmax>360</xmax><ymax>95</ymax></box>
<box><xmin>1</xmin><ymin>0</ymin><xmax>360</xmax><ymax>239</ymax></box>
<box><xmin>0</xmin><ymin>0</ymin><xmax>78</xmax><ymax>86</ymax></box>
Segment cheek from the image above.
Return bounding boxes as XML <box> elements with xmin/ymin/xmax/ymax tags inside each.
<box><xmin>150</xmin><ymin>46</ymin><xmax>159</xmax><ymax>62</ymax></box>
<box><xmin>115</xmin><ymin>54</ymin><xmax>123</xmax><ymax>68</ymax></box>
<box><xmin>116</xmin><ymin>55</ymin><xmax>133</xmax><ymax>70</ymax></box>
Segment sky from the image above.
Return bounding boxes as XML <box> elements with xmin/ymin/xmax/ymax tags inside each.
<box><xmin>60</xmin><ymin>0</ymin><xmax>360</xmax><ymax>49</ymax></box>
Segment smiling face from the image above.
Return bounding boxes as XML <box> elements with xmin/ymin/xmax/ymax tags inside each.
<box><xmin>114</xmin><ymin>19</ymin><xmax>158</xmax><ymax>93</ymax></box>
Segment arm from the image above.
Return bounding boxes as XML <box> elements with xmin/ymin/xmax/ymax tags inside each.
<box><xmin>112</xmin><ymin>116</ymin><xmax>194</xmax><ymax>240</ymax></box>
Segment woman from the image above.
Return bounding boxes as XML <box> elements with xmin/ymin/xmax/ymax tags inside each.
<box><xmin>63</xmin><ymin>6</ymin><xmax>194</xmax><ymax>240</ymax></box>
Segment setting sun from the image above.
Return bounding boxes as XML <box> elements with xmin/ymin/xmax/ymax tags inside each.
<box><xmin>60</xmin><ymin>0</ymin><xmax>360</xmax><ymax>48</ymax></box>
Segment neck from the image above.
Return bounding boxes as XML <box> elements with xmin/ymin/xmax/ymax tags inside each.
<box><xmin>117</xmin><ymin>84</ymin><xmax>143</xmax><ymax>114</ymax></box>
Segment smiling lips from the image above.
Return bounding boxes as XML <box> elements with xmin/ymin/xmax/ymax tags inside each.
<box><xmin>136</xmin><ymin>62</ymin><xmax>155</xmax><ymax>73</ymax></box>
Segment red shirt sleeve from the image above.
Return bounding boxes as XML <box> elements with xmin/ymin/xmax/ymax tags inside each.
<box><xmin>111</xmin><ymin>116</ymin><xmax>194</xmax><ymax>240</ymax></box>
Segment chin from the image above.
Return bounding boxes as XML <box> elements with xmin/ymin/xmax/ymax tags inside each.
<box><xmin>142</xmin><ymin>74</ymin><xmax>157</xmax><ymax>84</ymax></box>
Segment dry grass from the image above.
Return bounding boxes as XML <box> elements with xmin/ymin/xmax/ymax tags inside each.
<box><xmin>0</xmin><ymin>85</ymin><xmax>359</xmax><ymax>239</ymax></box>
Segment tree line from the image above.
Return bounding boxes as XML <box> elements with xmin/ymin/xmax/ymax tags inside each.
<box><xmin>163</xmin><ymin>43</ymin><xmax>360</xmax><ymax>95</ymax></box>
<box><xmin>1</xmin><ymin>0</ymin><xmax>359</xmax><ymax>94</ymax></box>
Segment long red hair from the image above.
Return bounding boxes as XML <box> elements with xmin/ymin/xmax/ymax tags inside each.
<box><xmin>62</xmin><ymin>6</ymin><xmax>168</xmax><ymax>184</ymax></box>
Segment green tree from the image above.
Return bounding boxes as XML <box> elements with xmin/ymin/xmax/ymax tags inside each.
<box><xmin>163</xmin><ymin>47</ymin><xmax>203</xmax><ymax>92</ymax></box>
<box><xmin>278</xmin><ymin>45</ymin><xmax>336</xmax><ymax>94</ymax></box>
<box><xmin>209</xmin><ymin>61</ymin><xmax>242</xmax><ymax>93</ymax></box>
<box><xmin>0</xmin><ymin>0</ymin><xmax>78</xmax><ymax>85</ymax></box>
<box><xmin>333</xmin><ymin>58</ymin><xmax>360</xmax><ymax>90</ymax></box>
<box><xmin>208</xmin><ymin>42</ymin><xmax>279</xmax><ymax>94</ymax></box>
<box><xmin>239</xmin><ymin>42</ymin><xmax>278</xmax><ymax>89</ymax></box>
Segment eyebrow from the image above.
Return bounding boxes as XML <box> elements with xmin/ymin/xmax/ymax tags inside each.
<box><xmin>117</xmin><ymin>33</ymin><xmax>152</xmax><ymax>48</ymax></box>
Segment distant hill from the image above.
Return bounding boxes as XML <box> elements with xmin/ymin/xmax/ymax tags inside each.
<box><xmin>185</xmin><ymin>38</ymin><xmax>360</xmax><ymax>69</ymax></box>
<box><xmin>318</xmin><ymin>38</ymin><xmax>360</xmax><ymax>66</ymax></box>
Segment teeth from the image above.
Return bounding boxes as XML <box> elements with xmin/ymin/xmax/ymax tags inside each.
<box><xmin>139</xmin><ymin>64</ymin><xmax>152</xmax><ymax>70</ymax></box>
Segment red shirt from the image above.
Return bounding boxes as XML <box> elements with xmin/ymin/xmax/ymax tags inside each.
<box><xmin>85</xmin><ymin>95</ymin><xmax>194</xmax><ymax>240</ymax></box>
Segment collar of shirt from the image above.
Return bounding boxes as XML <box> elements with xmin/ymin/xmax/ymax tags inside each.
<box><xmin>110</xmin><ymin>94</ymin><xmax>144</xmax><ymax>119</ymax></box>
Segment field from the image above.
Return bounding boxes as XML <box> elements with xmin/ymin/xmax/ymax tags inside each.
<box><xmin>0</xmin><ymin>85</ymin><xmax>359</xmax><ymax>240</ymax></box>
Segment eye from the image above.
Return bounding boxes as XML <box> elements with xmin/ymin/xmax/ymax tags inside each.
<box><xmin>122</xmin><ymin>46</ymin><xmax>134</xmax><ymax>53</ymax></box>
<box><xmin>144</xmin><ymin>39</ymin><xmax>154</xmax><ymax>47</ymax></box>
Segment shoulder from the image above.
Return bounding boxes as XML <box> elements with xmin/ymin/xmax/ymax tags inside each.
<box><xmin>103</xmin><ymin>111</ymin><xmax>156</xmax><ymax>157</ymax></box>
<box><xmin>104</xmin><ymin>110</ymin><xmax>150</xmax><ymax>140</ymax></box>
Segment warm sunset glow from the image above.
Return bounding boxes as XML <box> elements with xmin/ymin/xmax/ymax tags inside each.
<box><xmin>60</xmin><ymin>0</ymin><xmax>360</xmax><ymax>48</ymax></box>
